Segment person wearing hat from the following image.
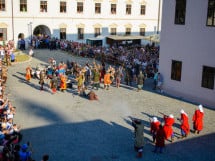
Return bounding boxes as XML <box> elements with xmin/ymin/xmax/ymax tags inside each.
<box><xmin>163</xmin><ymin>114</ymin><xmax>175</xmax><ymax>142</ymax></box>
<box><xmin>192</xmin><ymin>104</ymin><xmax>204</xmax><ymax>134</ymax></box>
<box><xmin>178</xmin><ymin>109</ymin><xmax>190</xmax><ymax>138</ymax></box>
<box><xmin>150</xmin><ymin>117</ymin><xmax>161</xmax><ymax>143</ymax></box>
<box><xmin>131</xmin><ymin>119</ymin><xmax>144</xmax><ymax>158</ymax></box>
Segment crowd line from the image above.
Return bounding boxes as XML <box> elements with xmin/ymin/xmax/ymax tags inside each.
<box><xmin>0</xmin><ymin>40</ymin><xmax>49</xmax><ymax>161</ymax></box>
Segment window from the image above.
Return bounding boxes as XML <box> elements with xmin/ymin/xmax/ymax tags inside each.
<box><xmin>20</xmin><ymin>0</ymin><xmax>27</xmax><ymax>12</ymax></box>
<box><xmin>126</xmin><ymin>4</ymin><xmax>131</xmax><ymax>15</ymax></box>
<box><xmin>77</xmin><ymin>2</ymin><xmax>83</xmax><ymax>13</ymax></box>
<box><xmin>140</xmin><ymin>28</ymin><xmax>145</xmax><ymax>36</ymax></box>
<box><xmin>60</xmin><ymin>1</ymin><xmax>66</xmax><ymax>13</ymax></box>
<box><xmin>78</xmin><ymin>28</ymin><xmax>84</xmax><ymax>39</ymax></box>
<box><xmin>140</xmin><ymin>5</ymin><xmax>146</xmax><ymax>15</ymax></box>
<box><xmin>171</xmin><ymin>60</ymin><xmax>182</xmax><ymax>81</ymax></box>
<box><xmin>110</xmin><ymin>28</ymin><xmax>116</xmax><ymax>35</ymax></box>
<box><xmin>206</xmin><ymin>0</ymin><xmax>215</xmax><ymax>26</ymax></box>
<box><xmin>94</xmin><ymin>28</ymin><xmax>101</xmax><ymax>37</ymax></box>
<box><xmin>40</xmin><ymin>1</ymin><xmax>47</xmax><ymax>12</ymax></box>
<box><xmin>125</xmin><ymin>28</ymin><xmax>131</xmax><ymax>35</ymax></box>
<box><xmin>174</xmin><ymin>0</ymin><xmax>186</xmax><ymax>25</ymax></box>
<box><xmin>0</xmin><ymin>0</ymin><xmax>5</xmax><ymax>11</ymax></box>
<box><xmin>95</xmin><ymin>3</ymin><xmax>101</xmax><ymax>14</ymax></box>
<box><xmin>60</xmin><ymin>28</ymin><xmax>66</xmax><ymax>40</ymax></box>
<box><xmin>111</xmin><ymin>4</ymin><xmax>116</xmax><ymax>14</ymax></box>
<box><xmin>0</xmin><ymin>28</ymin><xmax>7</xmax><ymax>41</ymax></box>
<box><xmin>201</xmin><ymin>66</ymin><xmax>215</xmax><ymax>89</ymax></box>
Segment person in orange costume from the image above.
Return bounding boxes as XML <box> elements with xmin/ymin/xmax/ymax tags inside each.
<box><xmin>103</xmin><ymin>70</ymin><xmax>112</xmax><ymax>90</ymax></box>
<box><xmin>192</xmin><ymin>104</ymin><xmax>204</xmax><ymax>134</ymax></box>
<box><xmin>60</xmin><ymin>74</ymin><xmax>67</xmax><ymax>92</ymax></box>
<box><xmin>163</xmin><ymin>114</ymin><xmax>175</xmax><ymax>142</ymax></box>
<box><xmin>178</xmin><ymin>109</ymin><xmax>190</xmax><ymax>138</ymax></box>
<box><xmin>25</xmin><ymin>65</ymin><xmax>32</xmax><ymax>82</ymax></box>
<box><xmin>150</xmin><ymin>117</ymin><xmax>161</xmax><ymax>143</ymax></box>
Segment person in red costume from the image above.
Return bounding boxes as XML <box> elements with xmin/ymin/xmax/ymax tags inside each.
<box><xmin>150</xmin><ymin>117</ymin><xmax>161</xmax><ymax>143</ymax></box>
<box><xmin>178</xmin><ymin>109</ymin><xmax>190</xmax><ymax>138</ymax></box>
<box><xmin>192</xmin><ymin>104</ymin><xmax>204</xmax><ymax>134</ymax></box>
<box><xmin>152</xmin><ymin>124</ymin><xmax>165</xmax><ymax>153</ymax></box>
<box><xmin>163</xmin><ymin>114</ymin><xmax>175</xmax><ymax>142</ymax></box>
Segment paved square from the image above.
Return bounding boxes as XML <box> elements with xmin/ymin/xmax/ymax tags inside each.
<box><xmin>6</xmin><ymin>50</ymin><xmax>215</xmax><ymax>161</ymax></box>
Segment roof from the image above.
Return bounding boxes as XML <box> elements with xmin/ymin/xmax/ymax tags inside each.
<box><xmin>86</xmin><ymin>37</ymin><xmax>104</xmax><ymax>41</ymax></box>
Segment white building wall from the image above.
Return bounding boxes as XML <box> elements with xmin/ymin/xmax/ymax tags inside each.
<box><xmin>159</xmin><ymin>0</ymin><xmax>215</xmax><ymax>108</ymax></box>
<box><xmin>0</xmin><ymin>0</ymin><xmax>161</xmax><ymax>45</ymax></box>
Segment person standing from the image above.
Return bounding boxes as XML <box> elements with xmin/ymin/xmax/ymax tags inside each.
<box><xmin>178</xmin><ymin>109</ymin><xmax>190</xmax><ymax>138</ymax></box>
<box><xmin>50</xmin><ymin>74</ymin><xmax>58</xmax><ymax>94</ymax></box>
<box><xmin>152</xmin><ymin>125</ymin><xmax>165</xmax><ymax>153</ymax></box>
<box><xmin>162</xmin><ymin>113</ymin><xmax>175</xmax><ymax>142</ymax></box>
<box><xmin>60</xmin><ymin>74</ymin><xmax>67</xmax><ymax>92</ymax></box>
<box><xmin>157</xmin><ymin>72</ymin><xmax>163</xmax><ymax>93</ymax></box>
<box><xmin>0</xmin><ymin>45</ymin><xmax>5</xmax><ymax>60</ymax></box>
<box><xmin>25</xmin><ymin>65</ymin><xmax>32</xmax><ymax>82</ymax></box>
<box><xmin>92</xmin><ymin>67</ymin><xmax>100</xmax><ymax>90</ymax></box>
<box><xmin>136</xmin><ymin>71</ymin><xmax>145</xmax><ymax>92</ymax></box>
<box><xmin>76</xmin><ymin>71</ymin><xmax>85</xmax><ymax>95</ymax></box>
<box><xmin>103</xmin><ymin>70</ymin><xmax>112</xmax><ymax>90</ymax></box>
<box><xmin>39</xmin><ymin>69</ymin><xmax>46</xmax><ymax>90</ymax></box>
<box><xmin>114</xmin><ymin>67</ymin><xmax>122</xmax><ymax>88</ymax></box>
<box><xmin>29</xmin><ymin>46</ymin><xmax>34</xmax><ymax>57</ymax></box>
<box><xmin>192</xmin><ymin>104</ymin><xmax>204</xmax><ymax>134</ymax></box>
<box><xmin>19</xmin><ymin>144</ymin><xmax>32</xmax><ymax>161</ymax></box>
<box><xmin>150</xmin><ymin>117</ymin><xmax>161</xmax><ymax>143</ymax></box>
<box><xmin>10</xmin><ymin>52</ymin><xmax>16</xmax><ymax>62</ymax></box>
<box><xmin>153</xmin><ymin>69</ymin><xmax>158</xmax><ymax>90</ymax></box>
<box><xmin>132</xmin><ymin>119</ymin><xmax>144</xmax><ymax>158</ymax></box>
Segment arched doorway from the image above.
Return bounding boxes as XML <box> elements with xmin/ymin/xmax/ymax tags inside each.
<box><xmin>33</xmin><ymin>25</ymin><xmax>51</xmax><ymax>37</ymax></box>
<box><xmin>33</xmin><ymin>25</ymin><xmax>51</xmax><ymax>49</ymax></box>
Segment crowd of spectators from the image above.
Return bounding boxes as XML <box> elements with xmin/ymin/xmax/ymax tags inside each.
<box><xmin>0</xmin><ymin>40</ymin><xmax>49</xmax><ymax>161</ymax></box>
<box><xmin>24</xmin><ymin>36</ymin><xmax>161</xmax><ymax>100</ymax></box>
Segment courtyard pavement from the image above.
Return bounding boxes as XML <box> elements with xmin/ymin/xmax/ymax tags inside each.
<box><xmin>5</xmin><ymin>49</ymin><xmax>215</xmax><ymax>161</ymax></box>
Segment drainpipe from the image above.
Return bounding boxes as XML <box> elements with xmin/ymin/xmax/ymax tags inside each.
<box><xmin>157</xmin><ymin>0</ymin><xmax>161</xmax><ymax>34</ymax></box>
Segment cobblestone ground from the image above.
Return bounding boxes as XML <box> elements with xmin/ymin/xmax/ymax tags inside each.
<box><xmin>6</xmin><ymin>49</ymin><xmax>215</xmax><ymax>161</ymax></box>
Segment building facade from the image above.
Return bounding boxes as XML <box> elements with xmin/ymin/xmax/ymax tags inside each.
<box><xmin>0</xmin><ymin>0</ymin><xmax>161</xmax><ymax>46</ymax></box>
<box><xmin>159</xmin><ymin>0</ymin><xmax>215</xmax><ymax>108</ymax></box>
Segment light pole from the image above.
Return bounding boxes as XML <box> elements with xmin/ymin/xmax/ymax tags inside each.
<box><xmin>28</xmin><ymin>22</ymin><xmax>33</xmax><ymax>46</ymax></box>
<box><xmin>11</xmin><ymin>0</ymin><xmax>14</xmax><ymax>40</ymax></box>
